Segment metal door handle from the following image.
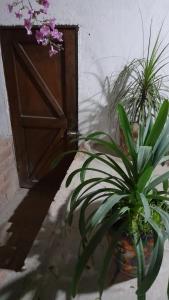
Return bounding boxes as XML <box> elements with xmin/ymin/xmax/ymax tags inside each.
<box><xmin>67</xmin><ymin>130</ymin><xmax>79</xmax><ymax>137</ymax></box>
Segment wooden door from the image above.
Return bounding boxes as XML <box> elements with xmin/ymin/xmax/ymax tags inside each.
<box><xmin>0</xmin><ymin>26</ymin><xmax>78</xmax><ymax>188</ymax></box>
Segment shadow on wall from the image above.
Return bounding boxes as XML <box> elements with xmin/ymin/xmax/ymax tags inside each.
<box><xmin>79</xmin><ymin>64</ymin><xmax>131</xmax><ymax>144</ymax></box>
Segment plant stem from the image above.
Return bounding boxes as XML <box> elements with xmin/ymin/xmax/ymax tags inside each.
<box><xmin>138</xmin><ymin>293</ymin><xmax>146</xmax><ymax>300</ymax></box>
<box><xmin>132</xmin><ymin>221</ymin><xmax>146</xmax><ymax>300</ymax></box>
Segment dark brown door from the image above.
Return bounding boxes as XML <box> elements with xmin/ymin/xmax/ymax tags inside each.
<box><xmin>0</xmin><ymin>26</ymin><xmax>78</xmax><ymax>188</ymax></box>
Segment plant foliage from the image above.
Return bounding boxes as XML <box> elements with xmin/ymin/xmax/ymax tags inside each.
<box><xmin>117</xmin><ymin>25</ymin><xmax>169</xmax><ymax>124</ymax></box>
<box><xmin>67</xmin><ymin>100</ymin><xmax>169</xmax><ymax>299</ymax></box>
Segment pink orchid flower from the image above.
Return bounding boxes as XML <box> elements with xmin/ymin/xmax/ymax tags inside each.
<box><xmin>15</xmin><ymin>11</ymin><xmax>23</xmax><ymax>19</ymax></box>
<box><xmin>7</xmin><ymin>0</ymin><xmax>63</xmax><ymax>56</ymax></box>
<box><xmin>24</xmin><ymin>18</ymin><xmax>32</xmax><ymax>35</ymax></box>
<box><xmin>40</xmin><ymin>25</ymin><xmax>51</xmax><ymax>37</ymax></box>
<box><xmin>49</xmin><ymin>45</ymin><xmax>58</xmax><ymax>57</ymax></box>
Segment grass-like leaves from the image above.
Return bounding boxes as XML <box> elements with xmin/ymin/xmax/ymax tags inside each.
<box><xmin>67</xmin><ymin>101</ymin><xmax>169</xmax><ymax>299</ymax></box>
<box><xmin>120</xmin><ymin>25</ymin><xmax>169</xmax><ymax>124</ymax></box>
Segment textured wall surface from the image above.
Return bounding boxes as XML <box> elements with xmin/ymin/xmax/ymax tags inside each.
<box><xmin>0</xmin><ymin>0</ymin><xmax>169</xmax><ymax>200</ymax></box>
<box><xmin>0</xmin><ymin>136</ymin><xmax>19</xmax><ymax>209</ymax></box>
<box><xmin>0</xmin><ymin>45</ymin><xmax>11</xmax><ymax>137</ymax></box>
<box><xmin>0</xmin><ymin>36</ymin><xmax>18</xmax><ymax>202</ymax></box>
<box><xmin>1</xmin><ymin>0</ymin><xmax>169</xmax><ymax>135</ymax></box>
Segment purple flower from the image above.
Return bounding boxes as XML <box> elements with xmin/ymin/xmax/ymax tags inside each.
<box><xmin>38</xmin><ymin>0</ymin><xmax>50</xmax><ymax>9</ymax></box>
<box><xmin>28</xmin><ymin>9</ymin><xmax>34</xmax><ymax>17</ymax></box>
<box><xmin>24</xmin><ymin>18</ymin><xmax>32</xmax><ymax>35</ymax></box>
<box><xmin>15</xmin><ymin>11</ymin><xmax>22</xmax><ymax>19</ymax></box>
<box><xmin>41</xmin><ymin>0</ymin><xmax>50</xmax><ymax>9</ymax></box>
<box><xmin>42</xmin><ymin>38</ymin><xmax>49</xmax><ymax>46</ymax></box>
<box><xmin>35</xmin><ymin>29</ymin><xmax>49</xmax><ymax>45</ymax></box>
<box><xmin>40</xmin><ymin>25</ymin><xmax>51</xmax><ymax>37</ymax></box>
<box><xmin>48</xmin><ymin>18</ymin><xmax>56</xmax><ymax>30</ymax></box>
<box><xmin>49</xmin><ymin>45</ymin><xmax>58</xmax><ymax>57</ymax></box>
<box><xmin>7</xmin><ymin>4</ymin><xmax>13</xmax><ymax>13</ymax></box>
<box><xmin>35</xmin><ymin>30</ymin><xmax>44</xmax><ymax>44</ymax></box>
<box><xmin>7</xmin><ymin>0</ymin><xmax>63</xmax><ymax>57</ymax></box>
<box><xmin>51</xmin><ymin>29</ymin><xmax>63</xmax><ymax>42</ymax></box>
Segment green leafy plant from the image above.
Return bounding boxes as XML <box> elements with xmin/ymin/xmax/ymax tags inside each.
<box><xmin>66</xmin><ymin>100</ymin><xmax>169</xmax><ymax>300</ymax></box>
<box><xmin>121</xmin><ymin>25</ymin><xmax>169</xmax><ymax>124</ymax></box>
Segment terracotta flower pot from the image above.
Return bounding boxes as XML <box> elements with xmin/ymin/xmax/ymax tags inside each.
<box><xmin>108</xmin><ymin>233</ymin><xmax>154</xmax><ymax>278</ymax></box>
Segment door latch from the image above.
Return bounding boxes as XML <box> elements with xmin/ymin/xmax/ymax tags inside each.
<box><xmin>67</xmin><ymin>130</ymin><xmax>79</xmax><ymax>137</ymax></box>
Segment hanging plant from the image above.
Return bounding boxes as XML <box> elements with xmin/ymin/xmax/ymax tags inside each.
<box><xmin>7</xmin><ymin>0</ymin><xmax>63</xmax><ymax>56</ymax></box>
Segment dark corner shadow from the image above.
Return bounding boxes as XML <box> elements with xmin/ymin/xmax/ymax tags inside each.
<box><xmin>0</xmin><ymin>154</ymin><xmax>75</xmax><ymax>272</ymax></box>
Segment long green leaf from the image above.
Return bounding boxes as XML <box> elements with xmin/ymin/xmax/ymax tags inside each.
<box><xmin>80</xmin><ymin>154</ymin><xmax>102</xmax><ymax>182</ymax></box>
<box><xmin>79</xmin><ymin>193</ymin><xmax>113</xmax><ymax>240</ymax></box>
<box><xmin>66</xmin><ymin>158</ymin><xmax>129</xmax><ymax>191</ymax></box>
<box><xmin>153</xmin><ymin>138</ymin><xmax>169</xmax><ymax>166</ymax></box>
<box><xmin>68</xmin><ymin>185</ymin><xmax>120</xmax><ymax>225</ymax></box>
<box><xmin>85</xmin><ymin>131</ymin><xmax>113</xmax><ymax>140</ymax></box>
<box><xmin>145</xmin><ymin>100</ymin><xmax>169</xmax><ymax>147</ymax></box>
<box><xmin>137</xmin><ymin>218</ymin><xmax>164</xmax><ymax>294</ymax></box>
<box><xmin>71</xmin><ymin>208</ymin><xmax>128</xmax><ymax>297</ymax></box>
<box><xmin>98</xmin><ymin>221</ymin><xmax>127</xmax><ymax>297</ymax></box>
<box><xmin>153</xmin><ymin>118</ymin><xmax>169</xmax><ymax>155</ymax></box>
<box><xmin>79</xmin><ymin>151</ymin><xmax>133</xmax><ymax>186</ymax></box>
<box><xmin>70</xmin><ymin>187</ymin><xmax>121</xmax><ymax>212</ymax></box>
<box><xmin>147</xmin><ymin>170</ymin><xmax>169</xmax><ymax>192</ymax></box>
<box><xmin>139</xmin><ymin>193</ymin><xmax>151</xmax><ymax>222</ymax></box>
<box><xmin>137</xmin><ymin>166</ymin><xmax>153</xmax><ymax>192</ymax></box>
<box><xmin>69</xmin><ymin>174</ymin><xmax>125</xmax><ymax>212</ymax></box>
<box><xmin>137</xmin><ymin>146</ymin><xmax>152</xmax><ymax>172</ymax></box>
<box><xmin>68</xmin><ymin>178</ymin><xmax>113</xmax><ymax>224</ymax></box>
<box><xmin>133</xmin><ymin>232</ymin><xmax>145</xmax><ymax>299</ymax></box>
<box><xmin>69</xmin><ymin>177</ymin><xmax>109</xmax><ymax>209</ymax></box>
<box><xmin>163</xmin><ymin>180</ymin><xmax>169</xmax><ymax>193</ymax></box>
<box><xmin>105</xmin><ymin>154</ymin><xmax>133</xmax><ymax>186</ymax></box>
<box><xmin>153</xmin><ymin>206</ymin><xmax>169</xmax><ymax>238</ymax></box>
<box><xmin>142</xmin><ymin>116</ymin><xmax>153</xmax><ymax>144</ymax></box>
<box><xmin>79</xmin><ymin>134</ymin><xmax>133</xmax><ymax>175</ymax></box>
<box><xmin>64</xmin><ymin>149</ymin><xmax>132</xmax><ymax>187</ymax></box>
<box><xmin>66</xmin><ymin>167</ymin><xmax>120</xmax><ymax>187</ymax></box>
<box><xmin>85</xmin><ymin>194</ymin><xmax>127</xmax><ymax>233</ymax></box>
<box><xmin>118</xmin><ymin>104</ymin><xmax>136</xmax><ymax>160</ymax></box>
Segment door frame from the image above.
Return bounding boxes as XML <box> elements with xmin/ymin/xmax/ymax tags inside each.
<box><xmin>0</xmin><ymin>25</ymin><xmax>79</xmax><ymax>187</ymax></box>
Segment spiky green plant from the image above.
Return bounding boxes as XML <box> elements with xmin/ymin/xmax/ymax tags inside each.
<box><xmin>66</xmin><ymin>100</ymin><xmax>169</xmax><ymax>300</ymax></box>
<box><xmin>120</xmin><ymin>25</ymin><xmax>169</xmax><ymax>124</ymax></box>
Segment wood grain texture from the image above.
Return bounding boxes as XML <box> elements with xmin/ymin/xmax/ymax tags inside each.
<box><xmin>0</xmin><ymin>26</ymin><xmax>78</xmax><ymax>188</ymax></box>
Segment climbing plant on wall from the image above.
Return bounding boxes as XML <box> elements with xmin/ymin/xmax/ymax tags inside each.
<box><xmin>7</xmin><ymin>0</ymin><xmax>63</xmax><ymax>56</ymax></box>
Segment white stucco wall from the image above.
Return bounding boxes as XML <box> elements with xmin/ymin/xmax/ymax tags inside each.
<box><xmin>1</xmin><ymin>0</ymin><xmax>169</xmax><ymax>136</ymax></box>
<box><xmin>0</xmin><ymin>44</ymin><xmax>12</xmax><ymax>136</ymax></box>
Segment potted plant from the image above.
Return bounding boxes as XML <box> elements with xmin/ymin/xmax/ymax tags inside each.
<box><xmin>120</xmin><ymin>25</ymin><xmax>169</xmax><ymax>125</ymax></box>
<box><xmin>104</xmin><ymin>25</ymin><xmax>169</xmax><ymax>148</ymax></box>
<box><xmin>66</xmin><ymin>100</ymin><xmax>169</xmax><ymax>300</ymax></box>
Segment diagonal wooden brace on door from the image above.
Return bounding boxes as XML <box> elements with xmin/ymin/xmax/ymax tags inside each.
<box><xmin>14</xmin><ymin>43</ymin><xmax>65</xmax><ymax>118</ymax></box>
